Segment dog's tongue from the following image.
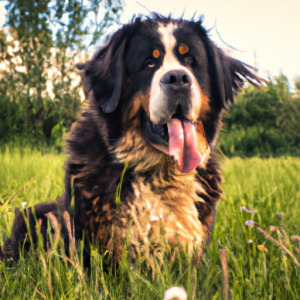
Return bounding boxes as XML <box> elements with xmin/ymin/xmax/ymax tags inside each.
<box><xmin>167</xmin><ymin>118</ymin><xmax>201</xmax><ymax>173</ymax></box>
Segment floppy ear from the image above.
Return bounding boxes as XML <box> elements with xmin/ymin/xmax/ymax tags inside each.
<box><xmin>77</xmin><ymin>36</ymin><xmax>127</xmax><ymax>113</ymax></box>
<box><xmin>207</xmin><ymin>42</ymin><xmax>265</xmax><ymax>109</ymax></box>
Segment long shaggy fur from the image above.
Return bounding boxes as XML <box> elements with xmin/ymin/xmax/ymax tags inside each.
<box><xmin>2</xmin><ymin>15</ymin><xmax>264</xmax><ymax>268</ymax></box>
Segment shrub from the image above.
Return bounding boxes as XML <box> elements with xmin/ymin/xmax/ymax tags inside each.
<box><xmin>219</xmin><ymin>75</ymin><xmax>300</xmax><ymax>157</ymax></box>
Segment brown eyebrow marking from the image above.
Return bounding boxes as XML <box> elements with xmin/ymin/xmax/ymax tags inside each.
<box><xmin>153</xmin><ymin>49</ymin><xmax>160</xmax><ymax>58</ymax></box>
<box><xmin>179</xmin><ymin>44</ymin><xmax>189</xmax><ymax>55</ymax></box>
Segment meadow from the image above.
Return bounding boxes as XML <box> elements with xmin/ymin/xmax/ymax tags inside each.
<box><xmin>0</xmin><ymin>146</ymin><xmax>299</xmax><ymax>299</ymax></box>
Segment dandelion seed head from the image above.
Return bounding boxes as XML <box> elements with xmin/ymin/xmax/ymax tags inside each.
<box><xmin>164</xmin><ymin>287</ymin><xmax>187</xmax><ymax>300</ymax></box>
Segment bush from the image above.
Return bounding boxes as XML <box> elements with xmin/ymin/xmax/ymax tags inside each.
<box><xmin>0</xmin><ymin>0</ymin><xmax>123</xmax><ymax>148</ymax></box>
<box><xmin>219</xmin><ymin>75</ymin><xmax>300</xmax><ymax>157</ymax></box>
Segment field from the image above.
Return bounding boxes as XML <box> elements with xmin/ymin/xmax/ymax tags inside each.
<box><xmin>0</xmin><ymin>146</ymin><xmax>300</xmax><ymax>299</ymax></box>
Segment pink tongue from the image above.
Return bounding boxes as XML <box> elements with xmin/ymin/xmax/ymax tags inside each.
<box><xmin>167</xmin><ymin>118</ymin><xmax>202</xmax><ymax>173</ymax></box>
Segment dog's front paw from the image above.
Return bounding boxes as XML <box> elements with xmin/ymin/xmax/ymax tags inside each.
<box><xmin>3</xmin><ymin>201</ymin><xmax>65</xmax><ymax>260</ymax></box>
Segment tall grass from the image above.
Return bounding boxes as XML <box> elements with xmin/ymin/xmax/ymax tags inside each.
<box><xmin>0</xmin><ymin>148</ymin><xmax>300</xmax><ymax>299</ymax></box>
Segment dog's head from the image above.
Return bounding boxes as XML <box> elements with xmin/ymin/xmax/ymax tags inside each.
<box><xmin>77</xmin><ymin>15</ymin><xmax>263</xmax><ymax>173</ymax></box>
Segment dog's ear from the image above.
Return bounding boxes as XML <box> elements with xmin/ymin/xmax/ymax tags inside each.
<box><xmin>76</xmin><ymin>35</ymin><xmax>127</xmax><ymax>113</ymax></box>
<box><xmin>207</xmin><ymin>42</ymin><xmax>265</xmax><ymax>109</ymax></box>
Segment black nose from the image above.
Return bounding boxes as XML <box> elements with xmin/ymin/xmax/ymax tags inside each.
<box><xmin>160</xmin><ymin>70</ymin><xmax>191</xmax><ymax>88</ymax></box>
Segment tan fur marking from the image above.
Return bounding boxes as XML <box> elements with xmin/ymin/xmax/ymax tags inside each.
<box><xmin>106</xmin><ymin>214</ymin><xmax>113</xmax><ymax>221</ymax></box>
<box><xmin>92</xmin><ymin>196</ymin><xmax>100</xmax><ymax>206</ymax></box>
<box><xmin>183</xmin><ymin>64</ymin><xmax>209</xmax><ymax>123</ymax></box>
<box><xmin>123</xmin><ymin>96</ymin><xmax>142</xmax><ymax>126</ymax></box>
<box><xmin>205</xmin><ymin>214</ymin><xmax>214</xmax><ymax>229</ymax></box>
<box><xmin>196</xmin><ymin>121</ymin><xmax>210</xmax><ymax>168</ymax></box>
<box><xmin>82</xmin><ymin>189</ymin><xmax>93</xmax><ymax>199</ymax></box>
<box><xmin>123</xmin><ymin>89</ymin><xmax>151</xmax><ymax>127</ymax></box>
<box><xmin>140</xmin><ymin>88</ymin><xmax>151</xmax><ymax>117</ymax></box>
<box><xmin>197</xmin><ymin>175</ymin><xmax>219</xmax><ymax>194</ymax></box>
<box><xmin>198</xmin><ymin>86</ymin><xmax>211</xmax><ymax>120</ymax></box>
<box><xmin>112</xmin><ymin>127</ymin><xmax>166</xmax><ymax>172</ymax></box>
<box><xmin>103</xmin><ymin>204</ymin><xmax>110</xmax><ymax>211</ymax></box>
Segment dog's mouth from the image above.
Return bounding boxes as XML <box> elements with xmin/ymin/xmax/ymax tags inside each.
<box><xmin>142</xmin><ymin>110</ymin><xmax>202</xmax><ymax>173</ymax></box>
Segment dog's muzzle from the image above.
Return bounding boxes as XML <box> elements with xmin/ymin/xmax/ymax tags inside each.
<box><xmin>150</xmin><ymin>69</ymin><xmax>194</xmax><ymax>126</ymax></box>
<box><xmin>160</xmin><ymin>69</ymin><xmax>192</xmax><ymax>90</ymax></box>
<box><xmin>145</xmin><ymin>68</ymin><xmax>205</xmax><ymax>173</ymax></box>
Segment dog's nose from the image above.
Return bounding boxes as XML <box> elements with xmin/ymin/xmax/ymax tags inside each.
<box><xmin>160</xmin><ymin>70</ymin><xmax>191</xmax><ymax>88</ymax></box>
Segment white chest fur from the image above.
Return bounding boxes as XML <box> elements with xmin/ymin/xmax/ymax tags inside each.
<box><xmin>127</xmin><ymin>172</ymin><xmax>205</xmax><ymax>254</ymax></box>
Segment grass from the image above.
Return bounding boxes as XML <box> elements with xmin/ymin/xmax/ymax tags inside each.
<box><xmin>0</xmin><ymin>146</ymin><xmax>300</xmax><ymax>299</ymax></box>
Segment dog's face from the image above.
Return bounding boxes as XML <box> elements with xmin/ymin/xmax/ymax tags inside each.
<box><xmin>124</xmin><ymin>20</ymin><xmax>213</xmax><ymax>172</ymax></box>
<box><xmin>125</xmin><ymin>21</ymin><xmax>209</xmax><ymax>123</ymax></box>
<box><xmin>79</xmin><ymin>16</ymin><xmax>262</xmax><ymax>173</ymax></box>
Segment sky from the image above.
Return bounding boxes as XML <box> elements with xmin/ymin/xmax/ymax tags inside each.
<box><xmin>0</xmin><ymin>0</ymin><xmax>299</xmax><ymax>86</ymax></box>
<box><xmin>119</xmin><ymin>0</ymin><xmax>300</xmax><ymax>86</ymax></box>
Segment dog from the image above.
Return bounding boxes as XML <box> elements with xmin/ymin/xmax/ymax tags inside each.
<box><xmin>2</xmin><ymin>14</ymin><xmax>263</xmax><ymax>268</ymax></box>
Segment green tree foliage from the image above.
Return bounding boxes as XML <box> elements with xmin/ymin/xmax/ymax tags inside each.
<box><xmin>219</xmin><ymin>75</ymin><xmax>300</xmax><ymax>157</ymax></box>
<box><xmin>295</xmin><ymin>76</ymin><xmax>300</xmax><ymax>98</ymax></box>
<box><xmin>0</xmin><ymin>0</ymin><xmax>123</xmax><ymax>146</ymax></box>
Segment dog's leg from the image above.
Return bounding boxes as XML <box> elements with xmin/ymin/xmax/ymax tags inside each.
<box><xmin>56</xmin><ymin>169</ymin><xmax>72</xmax><ymax>212</ymax></box>
<box><xmin>73</xmin><ymin>177</ymin><xmax>91</xmax><ymax>275</ymax></box>
<box><xmin>194</xmin><ymin>200</ymin><xmax>218</xmax><ymax>248</ymax></box>
<box><xmin>82</xmin><ymin>240</ymin><xmax>91</xmax><ymax>275</ymax></box>
<box><xmin>205</xmin><ymin>203</ymin><xmax>217</xmax><ymax>247</ymax></box>
<box><xmin>2</xmin><ymin>171</ymin><xmax>73</xmax><ymax>261</ymax></box>
<box><xmin>3</xmin><ymin>201</ymin><xmax>60</xmax><ymax>259</ymax></box>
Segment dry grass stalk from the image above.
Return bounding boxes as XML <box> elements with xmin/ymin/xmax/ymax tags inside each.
<box><xmin>256</xmin><ymin>227</ymin><xmax>300</xmax><ymax>266</ymax></box>
<box><xmin>219</xmin><ymin>248</ymin><xmax>229</xmax><ymax>300</ymax></box>
<box><xmin>8</xmin><ymin>178</ymin><xmax>34</xmax><ymax>203</ymax></box>
<box><xmin>63</xmin><ymin>211</ymin><xmax>75</xmax><ymax>260</ymax></box>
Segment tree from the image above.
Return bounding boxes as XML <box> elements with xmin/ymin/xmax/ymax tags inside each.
<box><xmin>295</xmin><ymin>77</ymin><xmax>300</xmax><ymax>98</ymax></box>
<box><xmin>218</xmin><ymin>75</ymin><xmax>300</xmax><ymax>156</ymax></box>
<box><xmin>0</xmin><ymin>0</ymin><xmax>123</xmax><ymax>144</ymax></box>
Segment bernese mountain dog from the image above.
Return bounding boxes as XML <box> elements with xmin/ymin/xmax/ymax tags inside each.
<box><xmin>2</xmin><ymin>14</ymin><xmax>263</xmax><ymax>268</ymax></box>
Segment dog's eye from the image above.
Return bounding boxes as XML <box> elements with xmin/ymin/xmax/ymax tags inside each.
<box><xmin>179</xmin><ymin>44</ymin><xmax>189</xmax><ymax>55</ymax></box>
<box><xmin>145</xmin><ymin>59</ymin><xmax>155</xmax><ymax>68</ymax></box>
<box><xmin>153</xmin><ymin>49</ymin><xmax>160</xmax><ymax>58</ymax></box>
